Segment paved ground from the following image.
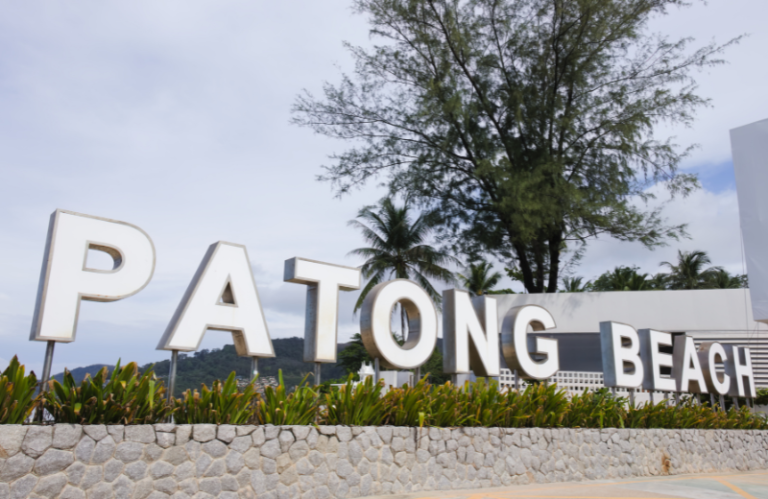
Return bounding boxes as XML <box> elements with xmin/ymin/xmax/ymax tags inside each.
<box><xmin>366</xmin><ymin>472</ymin><xmax>768</xmax><ymax>499</ymax></box>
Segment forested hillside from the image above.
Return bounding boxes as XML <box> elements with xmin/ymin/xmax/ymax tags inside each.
<box><xmin>52</xmin><ymin>337</ymin><xmax>350</xmax><ymax>396</ymax></box>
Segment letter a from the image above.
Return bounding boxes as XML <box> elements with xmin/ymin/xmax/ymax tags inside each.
<box><xmin>157</xmin><ymin>242</ymin><xmax>274</xmax><ymax>358</ymax></box>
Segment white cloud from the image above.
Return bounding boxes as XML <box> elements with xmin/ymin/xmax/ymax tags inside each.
<box><xmin>0</xmin><ymin>0</ymin><xmax>764</xmax><ymax>371</ymax></box>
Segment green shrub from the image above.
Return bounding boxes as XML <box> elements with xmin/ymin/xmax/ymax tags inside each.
<box><xmin>255</xmin><ymin>370</ymin><xmax>318</xmax><ymax>425</ymax></box>
<box><xmin>174</xmin><ymin>372</ymin><xmax>256</xmax><ymax>424</ymax></box>
<box><xmin>0</xmin><ymin>356</ymin><xmax>39</xmax><ymax>424</ymax></box>
<box><xmin>562</xmin><ymin>388</ymin><xmax>625</xmax><ymax>429</ymax></box>
<box><xmin>381</xmin><ymin>377</ymin><xmax>430</xmax><ymax>426</ymax></box>
<box><xmin>322</xmin><ymin>375</ymin><xmax>387</xmax><ymax>425</ymax></box>
<box><xmin>43</xmin><ymin>360</ymin><xmax>171</xmax><ymax>424</ymax></box>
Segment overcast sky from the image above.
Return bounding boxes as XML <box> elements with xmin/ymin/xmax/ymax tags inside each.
<box><xmin>0</xmin><ymin>0</ymin><xmax>766</xmax><ymax>375</ymax></box>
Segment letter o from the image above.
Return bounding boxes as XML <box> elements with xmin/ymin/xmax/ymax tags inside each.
<box><xmin>360</xmin><ymin>279</ymin><xmax>438</xmax><ymax>370</ymax></box>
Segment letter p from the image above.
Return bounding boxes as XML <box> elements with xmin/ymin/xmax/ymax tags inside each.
<box><xmin>31</xmin><ymin>210</ymin><xmax>156</xmax><ymax>342</ymax></box>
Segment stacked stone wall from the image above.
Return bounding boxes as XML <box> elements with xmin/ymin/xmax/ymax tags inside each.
<box><xmin>0</xmin><ymin>424</ymin><xmax>766</xmax><ymax>499</ymax></box>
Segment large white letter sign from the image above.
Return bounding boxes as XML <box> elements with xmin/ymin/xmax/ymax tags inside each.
<box><xmin>31</xmin><ymin>209</ymin><xmax>155</xmax><ymax>342</ymax></box>
<box><xmin>501</xmin><ymin>305</ymin><xmax>559</xmax><ymax>380</ymax></box>
<box><xmin>360</xmin><ymin>279</ymin><xmax>437</xmax><ymax>369</ymax></box>
<box><xmin>725</xmin><ymin>346</ymin><xmax>757</xmax><ymax>398</ymax></box>
<box><xmin>284</xmin><ymin>257</ymin><xmax>361</xmax><ymax>363</ymax></box>
<box><xmin>698</xmin><ymin>342</ymin><xmax>731</xmax><ymax>395</ymax></box>
<box><xmin>600</xmin><ymin>322</ymin><xmax>643</xmax><ymax>388</ymax></box>
<box><xmin>672</xmin><ymin>335</ymin><xmax>708</xmax><ymax>393</ymax></box>
<box><xmin>157</xmin><ymin>242</ymin><xmax>274</xmax><ymax>358</ymax></box>
<box><xmin>638</xmin><ymin>329</ymin><xmax>675</xmax><ymax>391</ymax></box>
<box><xmin>442</xmin><ymin>290</ymin><xmax>500</xmax><ymax>377</ymax></box>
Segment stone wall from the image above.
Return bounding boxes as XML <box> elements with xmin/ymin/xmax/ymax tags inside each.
<box><xmin>1</xmin><ymin>424</ymin><xmax>767</xmax><ymax>499</ymax></box>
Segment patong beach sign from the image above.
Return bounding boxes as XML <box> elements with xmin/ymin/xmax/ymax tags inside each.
<box><xmin>30</xmin><ymin>209</ymin><xmax>757</xmax><ymax>400</ymax></box>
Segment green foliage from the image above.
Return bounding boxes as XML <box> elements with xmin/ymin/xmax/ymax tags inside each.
<box><xmin>294</xmin><ymin>0</ymin><xmax>738</xmax><ymax>293</ymax></box>
<box><xmin>590</xmin><ymin>266</ymin><xmax>651</xmax><ymax>291</ymax></box>
<box><xmin>457</xmin><ymin>262</ymin><xmax>502</xmax><ymax>297</ymax></box>
<box><xmin>43</xmin><ymin>360</ymin><xmax>171</xmax><ymax>425</ymax></box>
<box><xmin>0</xmin><ymin>356</ymin><xmax>38</xmax><ymax>424</ymax></box>
<box><xmin>349</xmin><ymin>198</ymin><xmax>456</xmax><ymax>315</ymax></box>
<box><xmin>661</xmin><ymin>250</ymin><xmax>721</xmax><ymax>290</ymax></box>
<box><xmin>255</xmin><ymin>371</ymin><xmax>319</xmax><ymax>425</ymax></box>
<box><xmin>140</xmin><ymin>339</ymin><xmax>347</xmax><ymax>396</ymax></box>
<box><xmin>562</xmin><ymin>389</ymin><xmax>626</xmax><ymax>428</ymax></box>
<box><xmin>322</xmin><ymin>375</ymin><xmax>387</xmax><ymax>425</ymax></box>
<box><xmin>173</xmin><ymin>372</ymin><xmax>256</xmax><ymax>424</ymax></box>
<box><xmin>337</xmin><ymin>334</ymin><xmax>373</xmax><ymax>376</ymax></box>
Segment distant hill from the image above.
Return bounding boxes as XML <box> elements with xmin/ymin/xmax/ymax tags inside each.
<box><xmin>52</xmin><ymin>364</ymin><xmax>113</xmax><ymax>384</ymax></box>
<box><xmin>52</xmin><ymin>337</ymin><xmax>350</xmax><ymax>397</ymax></box>
<box><xmin>144</xmin><ymin>337</ymin><xmax>351</xmax><ymax>396</ymax></box>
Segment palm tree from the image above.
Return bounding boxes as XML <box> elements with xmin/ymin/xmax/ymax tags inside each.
<box><xmin>704</xmin><ymin>269</ymin><xmax>748</xmax><ymax>289</ymax></box>
<box><xmin>591</xmin><ymin>266</ymin><xmax>649</xmax><ymax>291</ymax></box>
<box><xmin>560</xmin><ymin>276</ymin><xmax>588</xmax><ymax>292</ymax></box>
<box><xmin>457</xmin><ymin>262</ymin><xmax>502</xmax><ymax>297</ymax></box>
<box><xmin>349</xmin><ymin>198</ymin><xmax>456</xmax><ymax>340</ymax></box>
<box><xmin>661</xmin><ymin>250</ymin><xmax>720</xmax><ymax>290</ymax></box>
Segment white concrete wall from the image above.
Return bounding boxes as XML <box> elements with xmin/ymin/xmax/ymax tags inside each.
<box><xmin>731</xmin><ymin>118</ymin><xmax>768</xmax><ymax>324</ymax></box>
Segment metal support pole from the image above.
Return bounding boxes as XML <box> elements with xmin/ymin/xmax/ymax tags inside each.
<box><xmin>40</xmin><ymin>340</ymin><xmax>55</xmax><ymax>392</ymax></box>
<box><xmin>250</xmin><ymin>357</ymin><xmax>259</xmax><ymax>380</ymax></box>
<box><xmin>314</xmin><ymin>363</ymin><xmax>322</xmax><ymax>386</ymax></box>
<box><xmin>514</xmin><ymin>370</ymin><xmax>519</xmax><ymax>391</ymax></box>
<box><xmin>710</xmin><ymin>393</ymin><xmax>715</xmax><ymax>408</ymax></box>
<box><xmin>674</xmin><ymin>392</ymin><xmax>681</xmax><ymax>405</ymax></box>
<box><xmin>374</xmin><ymin>358</ymin><xmax>380</xmax><ymax>384</ymax></box>
<box><xmin>414</xmin><ymin>367</ymin><xmax>420</xmax><ymax>386</ymax></box>
<box><xmin>747</xmin><ymin>397</ymin><xmax>753</xmax><ymax>409</ymax></box>
<box><xmin>664</xmin><ymin>392</ymin><xmax>670</xmax><ymax>406</ymax></box>
<box><xmin>36</xmin><ymin>340</ymin><xmax>56</xmax><ymax>422</ymax></box>
<box><xmin>733</xmin><ymin>397</ymin><xmax>739</xmax><ymax>410</ymax></box>
<box><xmin>629</xmin><ymin>388</ymin><xmax>635</xmax><ymax>406</ymax></box>
<box><xmin>610</xmin><ymin>387</ymin><xmax>616</xmax><ymax>397</ymax></box>
<box><xmin>167</xmin><ymin>350</ymin><xmax>178</xmax><ymax>403</ymax></box>
<box><xmin>450</xmin><ymin>374</ymin><xmax>459</xmax><ymax>386</ymax></box>
<box><xmin>649</xmin><ymin>391</ymin><xmax>655</xmax><ymax>405</ymax></box>
<box><xmin>719</xmin><ymin>394</ymin><xmax>726</xmax><ymax>412</ymax></box>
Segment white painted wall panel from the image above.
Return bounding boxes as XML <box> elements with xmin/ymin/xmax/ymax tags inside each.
<box><xmin>731</xmin><ymin>118</ymin><xmax>768</xmax><ymax>323</ymax></box>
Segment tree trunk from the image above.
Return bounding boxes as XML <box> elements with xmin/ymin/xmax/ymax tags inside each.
<box><xmin>400</xmin><ymin>303</ymin><xmax>407</xmax><ymax>342</ymax></box>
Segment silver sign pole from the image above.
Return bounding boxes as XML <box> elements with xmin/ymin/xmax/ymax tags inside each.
<box><xmin>167</xmin><ymin>350</ymin><xmax>178</xmax><ymax>403</ymax></box>
<box><xmin>314</xmin><ymin>362</ymin><xmax>322</xmax><ymax>386</ymax></box>
<box><xmin>251</xmin><ymin>357</ymin><xmax>259</xmax><ymax>380</ymax></box>
<box><xmin>35</xmin><ymin>340</ymin><xmax>56</xmax><ymax>422</ymax></box>
<box><xmin>374</xmin><ymin>358</ymin><xmax>380</xmax><ymax>384</ymax></box>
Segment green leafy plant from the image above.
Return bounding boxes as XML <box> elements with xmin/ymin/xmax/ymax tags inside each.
<box><xmin>255</xmin><ymin>370</ymin><xmax>318</xmax><ymax>425</ymax></box>
<box><xmin>43</xmin><ymin>360</ymin><xmax>171</xmax><ymax>424</ymax></box>
<box><xmin>323</xmin><ymin>374</ymin><xmax>387</xmax><ymax>425</ymax></box>
<box><xmin>0</xmin><ymin>356</ymin><xmax>39</xmax><ymax>424</ymax></box>
<box><xmin>563</xmin><ymin>388</ymin><xmax>626</xmax><ymax>429</ymax></box>
<box><xmin>174</xmin><ymin>372</ymin><xmax>256</xmax><ymax>424</ymax></box>
<box><xmin>381</xmin><ymin>377</ymin><xmax>430</xmax><ymax>426</ymax></box>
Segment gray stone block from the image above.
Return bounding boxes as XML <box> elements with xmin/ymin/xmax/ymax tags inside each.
<box><xmin>157</xmin><ymin>433</ymin><xmax>175</xmax><ymax>449</ymax></box>
<box><xmin>35</xmin><ymin>449</ymin><xmax>75</xmax><ymax>476</ymax></box>
<box><xmin>10</xmin><ymin>475</ymin><xmax>37</xmax><ymax>499</ymax></box>
<box><xmin>115</xmin><ymin>442</ymin><xmax>143</xmax><ymax>463</ymax></box>
<box><xmin>217</xmin><ymin>426</ymin><xmax>236</xmax><ymax>443</ymax></box>
<box><xmin>83</xmin><ymin>426</ymin><xmax>108</xmax><ymax>442</ymax></box>
<box><xmin>53</xmin><ymin>425</ymin><xmax>82</xmax><ymax>450</ymax></box>
<box><xmin>22</xmin><ymin>426</ymin><xmax>53</xmax><ymax>458</ymax></box>
<box><xmin>126</xmin><ymin>426</ymin><xmax>156</xmax><ymax>444</ymax></box>
<box><xmin>74</xmin><ymin>436</ymin><xmax>95</xmax><ymax>464</ymax></box>
<box><xmin>0</xmin><ymin>426</ymin><xmax>26</xmax><ymax>459</ymax></box>
<box><xmin>92</xmin><ymin>436</ymin><xmax>116</xmax><ymax>464</ymax></box>
<box><xmin>34</xmin><ymin>473</ymin><xmax>67</xmax><ymax>498</ymax></box>
<box><xmin>0</xmin><ymin>453</ymin><xmax>34</xmax><ymax>482</ymax></box>
<box><xmin>107</xmin><ymin>426</ymin><xmax>125</xmax><ymax>445</ymax></box>
<box><xmin>125</xmin><ymin>460</ymin><xmax>148</xmax><ymax>481</ymax></box>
